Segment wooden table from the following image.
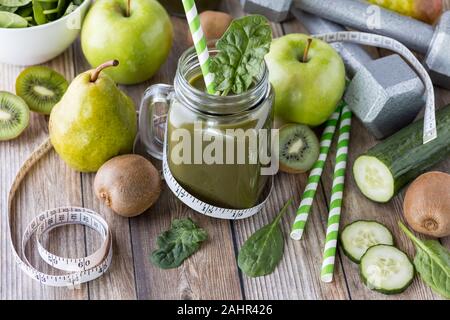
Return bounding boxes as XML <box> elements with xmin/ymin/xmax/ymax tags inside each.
<box><xmin>1</xmin><ymin>0</ymin><xmax>449</xmax><ymax>300</ymax></box>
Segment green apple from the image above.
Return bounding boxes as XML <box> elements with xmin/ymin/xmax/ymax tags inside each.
<box><xmin>265</xmin><ymin>34</ymin><xmax>346</xmax><ymax>126</ymax></box>
<box><xmin>81</xmin><ymin>0</ymin><xmax>173</xmax><ymax>85</ymax></box>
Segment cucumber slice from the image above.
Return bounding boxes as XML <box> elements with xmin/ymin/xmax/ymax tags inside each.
<box><xmin>360</xmin><ymin>245</ymin><xmax>414</xmax><ymax>294</ymax></box>
<box><xmin>341</xmin><ymin>220</ymin><xmax>394</xmax><ymax>263</ymax></box>
<box><xmin>353</xmin><ymin>156</ymin><xmax>394</xmax><ymax>202</ymax></box>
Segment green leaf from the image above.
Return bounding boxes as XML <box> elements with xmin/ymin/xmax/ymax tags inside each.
<box><xmin>209</xmin><ymin>14</ymin><xmax>272</xmax><ymax>95</ymax></box>
<box><xmin>0</xmin><ymin>11</ymin><xmax>27</xmax><ymax>27</ymax></box>
<box><xmin>0</xmin><ymin>0</ymin><xmax>30</xmax><ymax>7</ymax></box>
<box><xmin>399</xmin><ymin>222</ymin><xmax>450</xmax><ymax>299</ymax></box>
<box><xmin>0</xmin><ymin>5</ymin><xmax>18</xmax><ymax>12</ymax></box>
<box><xmin>150</xmin><ymin>218</ymin><xmax>208</xmax><ymax>269</ymax></box>
<box><xmin>32</xmin><ymin>0</ymin><xmax>47</xmax><ymax>24</ymax></box>
<box><xmin>15</xmin><ymin>3</ymin><xmax>32</xmax><ymax>17</ymax></box>
<box><xmin>238</xmin><ymin>199</ymin><xmax>292</xmax><ymax>277</ymax></box>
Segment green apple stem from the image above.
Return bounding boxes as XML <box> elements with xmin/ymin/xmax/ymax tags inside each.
<box><xmin>90</xmin><ymin>60</ymin><xmax>119</xmax><ymax>82</ymax></box>
<box><xmin>126</xmin><ymin>0</ymin><xmax>131</xmax><ymax>17</ymax></box>
<box><xmin>302</xmin><ymin>38</ymin><xmax>313</xmax><ymax>63</ymax></box>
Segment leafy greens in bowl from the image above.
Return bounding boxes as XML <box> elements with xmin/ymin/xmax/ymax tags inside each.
<box><xmin>0</xmin><ymin>0</ymin><xmax>84</xmax><ymax>28</ymax></box>
<box><xmin>0</xmin><ymin>0</ymin><xmax>90</xmax><ymax>65</ymax></box>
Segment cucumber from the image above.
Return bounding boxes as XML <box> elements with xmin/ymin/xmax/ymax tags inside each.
<box><xmin>353</xmin><ymin>105</ymin><xmax>450</xmax><ymax>202</ymax></box>
<box><xmin>360</xmin><ymin>245</ymin><xmax>414</xmax><ymax>295</ymax></box>
<box><xmin>341</xmin><ymin>220</ymin><xmax>394</xmax><ymax>263</ymax></box>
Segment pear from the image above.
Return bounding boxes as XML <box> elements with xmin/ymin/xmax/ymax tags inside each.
<box><xmin>49</xmin><ymin>60</ymin><xmax>137</xmax><ymax>172</ymax></box>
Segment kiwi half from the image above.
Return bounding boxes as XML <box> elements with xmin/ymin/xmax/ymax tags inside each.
<box><xmin>16</xmin><ymin>66</ymin><xmax>68</xmax><ymax>115</ymax></box>
<box><xmin>279</xmin><ymin>123</ymin><xmax>320</xmax><ymax>173</ymax></box>
<box><xmin>0</xmin><ymin>91</ymin><xmax>30</xmax><ymax>141</ymax></box>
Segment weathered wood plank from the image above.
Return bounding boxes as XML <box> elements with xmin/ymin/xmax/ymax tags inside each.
<box><xmin>318</xmin><ymin>80</ymin><xmax>449</xmax><ymax>300</ymax></box>
<box><xmin>0</xmin><ymin>50</ymin><xmax>89</xmax><ymax>299</ymax></box>
<box><xmin>226</xmin><ymin>0</ymin><xmax>351</xmax><ymax>300</ymax></box>
<box><xmin>129</xmin><ymin>15</ymin><xmax>242</xmax><ymax>300</ymax></box>
<box><xmin>290</xmin><ymin>4</ymin><xmax>449</xmax><ymax>300</ymax></box>
<box><xmin>70</xmin><ymin>40</ymin><xmax>138</xmax><ymax>300</ymax></box>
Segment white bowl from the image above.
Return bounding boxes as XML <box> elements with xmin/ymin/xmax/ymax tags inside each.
<box><xmin>0</xmin><ymin>0</ymin><xmax>91</xmax><ymax>65</ymax></box>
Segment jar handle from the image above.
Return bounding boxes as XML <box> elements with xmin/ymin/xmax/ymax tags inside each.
<box><xmin>138</xmin><ymin>84</ymin><xmax>174</xmax><ymax>160</ymax></box>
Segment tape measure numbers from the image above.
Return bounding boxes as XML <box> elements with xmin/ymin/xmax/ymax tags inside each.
<box><xmin>161</xmin><ymin>132</ymin><xmax>273</xmax><ymax>219</ymax></box>
<box><xmin>7</xmin><ymin>138</ymin><xmax>112</xmax><ymax>287</ymax></box>
<box><xmin>7</xmin><ymin>31</ymin><xmax>437</xmax><ymax>287</ymax></box>
<box><xmin>315</xmin><ymin>31</ymin><xmax>437</xmax><ymax>144</ymax></box>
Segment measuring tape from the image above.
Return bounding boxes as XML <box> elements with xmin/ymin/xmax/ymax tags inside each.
<box><xmin>162</xmin><ymin>141</ymin><xmax>273</xmax><ymax>220</ymax></box>
<box><xmin>315</xmin><ymin>31</ymin><xmax>437</xmax><ymax>144</ymax></box>
<box><xmin>7</xmin><ymin>31</ymin><xmax>436</xmax><ymax>287</ymax></box>
<box><xmin>7</xmin><ymin>138</ymin><xmax>112</xmax><ymax>287</ymax></box>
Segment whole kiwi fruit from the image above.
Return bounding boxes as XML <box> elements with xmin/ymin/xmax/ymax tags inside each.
<box><xmin>94</xmin><ymin>154</ymin><xmax>161</xmax><ymax>217</ymax></box>
<box><xmin>187</xmin><ymin>10</ymin><xmax>232</xmax><ymax>46</ymax></box>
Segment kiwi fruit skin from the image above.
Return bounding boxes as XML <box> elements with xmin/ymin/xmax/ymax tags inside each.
<box><xmin>0</xmin><ymin>91</ymin><xmax>30</xmax><ymax>141</ymax></box>
<box><xmin>279</xmin><ymin>123</ymin><xmax>320</xmax><ymax>174</ymax></box>
<box><xmin>188</xmin><ymin>11</ymin><xmax>232</xmax><ymax>46</ymax></box>
<box><xmin>94</xmin><ymin>154</ymin><xmax>161</xmax><ymax>217</ymax></box>
<box><xmin>16</xmin><ymin>66</ymin><xmax>69</xmax><ymax>115</ymax></box>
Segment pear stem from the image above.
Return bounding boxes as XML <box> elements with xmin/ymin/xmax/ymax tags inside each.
<box><xmin>126</xmin><ymin>0</ymin><xmax>131</xmax><ymax>17</ymax></box>
<box><xmin>90</xmin><ymin>60</ymin><xmax>119</xmax><ymax>82</ymax></box>
<box><xmin>302</xmin><ymin>38</ymin><xmax>313</xmax><ymax>63</ymax></box>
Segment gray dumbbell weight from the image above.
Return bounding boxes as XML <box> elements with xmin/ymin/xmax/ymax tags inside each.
<box><xmin>295</xmin><ymin>0</ymin><xmax>450</xmax><ymax>89</ymax></box>
<box><xmin>241</xmin><ymin>0</ymin><xmax>292</xmax><ymax>22</ymax></box>
<box><xmin>291</xmin><ymin>9</ymin><xmax>425</xmax><ymax>139</ymax></box>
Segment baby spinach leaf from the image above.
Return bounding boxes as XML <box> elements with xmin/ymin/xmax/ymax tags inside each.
<box><xmin>238</xmin><ymin>199</ymin><xmax>292</xmax><ymax>277</ymax></box>
<box><xmin>210</xmin><ymin>14</ymin><xmax>272</xmax><ymax>96</ymax></box>
<box><xmin>0</xmin><ymin>11</ymin><xmax>27</xmax><ymax>27</ymax></box>
<box><xmin>399</xmin><ymin>222</ymin><xmax>450</xmax><ymax>299</ymax></box>
<box><xmin>0</xmin><ymin>5</ymin><xmax>18</xmax><ymax>12</ymax></box>
<box><xmin>0</xmin><ymin>0</ymin><xmax>30</xmax><ymax>7</ymax></box>
<box><xmin>15</xmin><ymin>3</ymin><xmax>32</xmax><ymax>18</ymax></box>
<box><xmin>150</xmin><ymin>218</ymin><xmax>208</xmax><ymax>269</ymax></box>
<box><xmin>32</xmin><ymin>0</ymin><xmax>47</xmax><ymax>25</ymax></box>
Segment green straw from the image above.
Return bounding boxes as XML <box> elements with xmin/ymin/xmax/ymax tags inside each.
<box><xmin>290</xmin><ymin>103</ymin><xmax>343</xmax><ymax>241</ymax></box>
<box><xmin>320</xmin><ymin>104</ymin><xmax>352</xmax><ymax>283</ymax></box>
<box><xmin>182</xmin><ymin>0</ymin><xmax>215</xmax><ymax>94</ymax></box>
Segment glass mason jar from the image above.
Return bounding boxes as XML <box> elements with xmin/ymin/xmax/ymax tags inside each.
<box><xmin>139</xmin><ymin>44</ymin><xmax>274</xmax><ymax>209</ymax></box>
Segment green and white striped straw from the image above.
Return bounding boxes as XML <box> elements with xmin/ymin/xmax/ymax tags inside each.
<box><xmin>182</xmin><ymin>0</ymin><xmax>215</xmax><ymax>94</ymax></box>
<box><xmin>290</xmin><ymin>103</ymin><xmax>343</xmax><ymax>241</ymax></box>
<box><xmin>321</xmin><ymin>104</ymin><xmax>352</xmax><ymax>283</ymax></box>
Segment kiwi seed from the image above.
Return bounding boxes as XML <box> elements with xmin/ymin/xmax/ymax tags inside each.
<box><xmin>16</xmin><ymin>66</ymin><xmax>68</xmax><ymax>115</ymax></box>
<box><xmin>279</xmin><ymin>123</ymin><xmax>320</xmax><ymax>174</ymax></box>
<box><xmin>0</xmin><ymin>91</ymin><xmax>30</xmax><ymax>141</ymax></box>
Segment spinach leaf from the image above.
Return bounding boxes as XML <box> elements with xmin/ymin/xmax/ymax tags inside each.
<box><xmin>0</xmin><ymin>5</ymin><xmax>18</xmax><ymax>12</ymax></box>
<box><xmin>15</xmin><ymin>3</ymin><xmax>32</xmax><ymax>18</ymax></box>
<box><xmin>0</xmin><ymin>0</ymin><xmax>30</xmax><ymax>7</ymax></box>
<box><xmin>150</xmin><ymin>218</ymin><xmax>208</xmax><ymax>269</ymax></box>
<box><xmin>399</xmin><ymin>222</ymin><xmax>450</xmax><ymax>299</ymax></box>
<box><xmin>209</xmin><ymin>14</ymin><xmax>272</xmax><ymax>96</ymax></box>
<box><xmin>0</xmin><ymin>11</ymin><xmax>27</xmax><ymax>27</ymax></box>
<box><xmin>32</xmin><ymin>0</ymin><xmax>47</xmax><ymax>25</ymax></box>
<box><xmin>238</xmin><ymin>199</ymin><xmax>292</xmax><ymax>277</ymax></box>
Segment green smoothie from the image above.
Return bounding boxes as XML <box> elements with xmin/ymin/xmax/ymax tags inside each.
<box><xmin>167</xmin><ymin>73</ymin><xmax>273</xmax><ymax>209</ymax></box>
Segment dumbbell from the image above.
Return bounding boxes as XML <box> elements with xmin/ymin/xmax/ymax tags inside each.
<box><xmin>295</xmin><ymin>0</ymin><xmax>450</xmax><ymax>89</ymax></box>
<box><xmin>291</xmin><ymin>8</ymin><xmax>425</xmax><ymax>139</ymax></box>
<box><xmin>241</xmin><ymin>0</ymin><xmax>292</xmax><ymax>22</ymax></box>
